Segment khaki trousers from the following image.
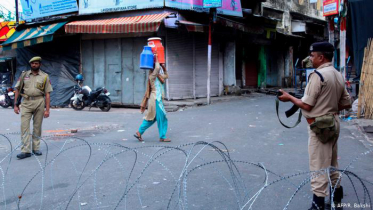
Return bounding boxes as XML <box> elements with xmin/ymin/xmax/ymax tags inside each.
<box><xmin>308</xmin><ymin>115</ymin><xmax>340</xmax><ymax>197</ymax></box>
<box><xmin>21</xmin><ymin>98</ymin><xmax>45</xmax><ymax>153</ymax></box>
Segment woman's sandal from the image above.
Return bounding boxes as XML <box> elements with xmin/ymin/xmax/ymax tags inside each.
<box><xmin>134</xmin><ymin>132</ymin><xmax>143</xmax><ymax>142</ymax></box>
<box><xmin>160</xmin><ymin>138</ymin><xmax>171</xmax><ymax>142</ymax></box>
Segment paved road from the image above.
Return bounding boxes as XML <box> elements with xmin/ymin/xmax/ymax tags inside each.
<box><xmin>0</xmin><ymin>94</ymin><xmax>371</xmax><ymax>210</ymax></box>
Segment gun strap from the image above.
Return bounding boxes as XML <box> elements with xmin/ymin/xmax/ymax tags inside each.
<box><xmin>276</xmin><ymin>70</ymin><xmax>325</xmax><ymax>129</ymax></box>
<box><xmin>276</xmin><ymin>97</ymin><xmax>302</xmax><ymax>129</ymax></box>
<box><xmin>17</xmin><ymin>72</ymin><xmax>27</xmax><ymax>100</ymax></box>
<box><xmin>43</xmin><ymin>75</ymin><xmax>47</xmax><ymax>89</ymax></box>
<box><xmin>19</xmin><ymin>72</ymin><xmax>26</xmax><ymax>91</ymax></box>
<box><xmin>40</xmin><ymin>75</ymin><xmax>48</xmax><ymax>95</ymax></box>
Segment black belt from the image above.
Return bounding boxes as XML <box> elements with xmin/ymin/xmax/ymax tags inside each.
<box><xmin>24</xmin><ymin>95</ymin><xmax>44</xmax><ymax>100</ymax></box>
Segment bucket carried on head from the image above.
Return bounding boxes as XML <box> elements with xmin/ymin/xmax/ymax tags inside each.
<box><xmin>148</xmin><ymin>37</ymin><xmax>165</xmax><ymax>64</ymax></box>
<box><xmin>140</xmin><ymin>46</ymin><xmax>154</xmax><ymax>70</ymax></box>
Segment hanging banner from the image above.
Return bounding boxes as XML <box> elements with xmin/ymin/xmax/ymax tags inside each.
<box><xmin>323</xmin><ymin>0</ymin><xmax>339</xmax><ymax>16</ymax></box>
<box><xmin>203</xmin><ymin>0</ymin><xmax>222</xmax><ymax>8</ymax></box>
<box><xmin>20</xmin><ymin>0</ymin><xmax>78</xmax><ymax>20</ymax></box>
<box><xmin>166</xmin><ymin>0</ymin><xmax>242</xmax><ymax>17</ymax></box>
<box><xmin>79</xmin><ymin>0</ymin><xmax>164</xmax><ymax>15</ymax></box>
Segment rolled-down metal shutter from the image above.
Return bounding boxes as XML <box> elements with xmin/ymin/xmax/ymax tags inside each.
<box><xmin>166</xmin><ymin>29</ymin><xmax>194</xmax><ymax>100</ymax></box>
<box><xmin>194</xmin><ymin>33</ymin><xmax>219</xmax><ymax>97</ymax></box>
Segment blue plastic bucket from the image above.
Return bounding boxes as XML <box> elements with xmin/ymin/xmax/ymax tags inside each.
<box><xmin>140</xmin><ymin>46</ymin><xmax>154</xmax><ymax>70</ymax></box>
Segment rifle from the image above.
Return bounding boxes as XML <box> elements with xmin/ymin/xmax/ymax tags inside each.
<box><xmin>276</xmin><ymin>91</ymin><xmax>303</xmax><ymax>129</ymax></box>
<box><xmin>274</xmin><ymin>69</ymin><xmax>325</xmax><ymax>128</ymax></box>
<box><xmin>277</xmin><ymin>91</ymin><xmax>303</xmax><ymax>118</ymax></box>
<box><xmin>15</xmin><ymin>72</ymin><xmax>26</xmax><ymax>107</ymax></box>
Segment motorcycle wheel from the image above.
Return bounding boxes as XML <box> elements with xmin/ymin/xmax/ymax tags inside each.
<box><xmin>70</xmin><ymin>100</ymin><xmax>85</xmax><ymax>110</ymax></box>
<box><xmin>1</xmin><ymin>97</ymin><xmax>10</xmax><ymax>108</ymax></box>
<box><xmin>99</xmin><ymin>103</ymin><xmax>111</xmax><ymax>112</ymax></box>
<box><xmin>0</xmin><ymin>104</ymin><xmax>9</xmax><ymax>108</ymax></box>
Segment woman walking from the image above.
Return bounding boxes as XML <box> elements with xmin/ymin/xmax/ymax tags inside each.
<box><xmin>134</xmin><ymin>54</ymin><xmax>170</xmax><ymax>142</ymax></box>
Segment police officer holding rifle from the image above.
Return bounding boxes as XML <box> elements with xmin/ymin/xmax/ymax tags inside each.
<box><xmin>278</xmin><ymin>42</ymin><xmax>351</xmax><ymax>210</ymax></box>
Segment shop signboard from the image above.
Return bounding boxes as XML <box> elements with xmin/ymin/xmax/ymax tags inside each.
<box><xmin>323</xmin><ymin>0</ymin><xmax>339</xmax><ymax>16</ymax></box>
<box><xmin>79</xmin><ymin>0</ymin><xmax>241</xmax><ymax>17</ymax></box>
<box><xmin>203</xmin><ymin>0</ymin><xmax>222</xmax><ymax>8</ymax></box>
<box><xmin>79</xmin><ymin>0</ymin><xmax>164</xmax><ymax>15</ymax></box>
<box><xmin>166</xmin><ymin>0</ymin><xmax>242</xmax><ymax>17</ymax></box>
<box><xmin>20</xmin><ymin>0</ymin><xmax>78</xmax><ymax>20</ymax></box>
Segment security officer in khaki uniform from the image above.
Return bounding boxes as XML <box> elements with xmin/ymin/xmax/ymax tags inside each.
<box><xmin>278</xmin><ymin>42</ymin><xmax>351</xmax><ymax>210</ymax></box>
<box><xmin>302</xmin><ymin>56</ymin><xmax>314</xmax><ymax>69</ymax></box>
<box><xmin>14</xmin><ymin>56</ymin><xmax>53</xmax><ymax>159</ymax></box>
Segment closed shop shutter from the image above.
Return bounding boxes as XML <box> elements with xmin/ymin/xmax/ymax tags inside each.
<box><xmin>81</xmin><ymin>40</ymin><xmax>94</xmax><ymax>88</ymax></box>
<box><xmin>132</xmin><ymin>37</ymin><xmax>149</xmax><ymax>105</ymax></box>
<box><xmin>82</xmin><ymin>37</ymin><xmax>148</xmax><ymax>105</ymax></box>
<box><xmin>105</xmin><ymin>38</ymin><xmax>122</xmax><ymax>103</ymax></box>
<box><xmin>166</xmin><ymin>29</ymin><xmax>194</xmax><ymax>100</ymax></box>
<box><xmin>194</xmin><ymin>34</ymin><xmax>219</xmax><ymax>97</ymax></box>
<box><xmin>223</xmin><ymin>41</ymin><xmax>236</xmax><ymax>86</ymax></box>
<box><xmin>82</xmin><ymin>39</ymin><xmax>122</xmax><ymax>103</ymax></box>
<box><xmin>120</xmin><ymin>37</ymin><xmax>148</xmax><ymax>105</ymax></box>
<box><xmin>243</xmin><ymin>46</ymin><xmax>259</xmax><ymax>87</ymax></box>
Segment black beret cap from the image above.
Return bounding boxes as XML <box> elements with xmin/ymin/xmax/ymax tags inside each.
<box><xmin>310</xmin><ymin>42</ymin><xmax>334</xmax><ymax>53</ymax></box>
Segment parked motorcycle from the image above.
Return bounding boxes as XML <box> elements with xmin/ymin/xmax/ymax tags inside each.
<box><xmin>0</xmin><ymin>87</ymin><xmax>15</xmax><ymax>108</ymax></box>
<box><xmin>70</xmin><ymin>81</ymin><xmax>112</xmax><ymax>112</ymax></box>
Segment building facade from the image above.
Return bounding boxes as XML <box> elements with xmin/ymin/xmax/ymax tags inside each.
<box><xmin>1</xmin><ymin>0</ymin><xmax>327</xmax><ymax>106</ymax></box>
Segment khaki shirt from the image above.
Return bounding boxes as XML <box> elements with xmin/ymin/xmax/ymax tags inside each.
<box><xmin>15</xmin><ymin>70</ymin><xmax>53</xmax><ymax>97</ymax></box>
<box><xmin>301</xmin><ymin>62</ymin><xmax>350</xmax><ymax>118</ymax></box>
<box><xmin>302</xmin><ymin>56</ymin><xmax>313</xmax><ymax>69</ymax></box>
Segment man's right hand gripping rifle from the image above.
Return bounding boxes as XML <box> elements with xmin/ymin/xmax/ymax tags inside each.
<box><xmin>277</xmin><ymin>90</ymin><xmax>306</xmax><ymax>118</ymax></box>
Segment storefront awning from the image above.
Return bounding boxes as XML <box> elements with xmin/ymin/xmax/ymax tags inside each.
<box><xmin>1</xmin><ymin>22</ymin><xmax>67</xmax><ymax>51</ymax></box>
<box><xmin>65</xmin><ymin>13</ymin><xmax>171</xmax><ymax>34</ymax></box>
<box><xmin>176</xmin><ymin>20</ymin><xmax>207</xmax><ymax>33</ymax></box>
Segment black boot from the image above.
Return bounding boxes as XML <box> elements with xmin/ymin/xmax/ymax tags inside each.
<box><xmin>333</xmin><ymin>186</ymin><xmax>344</xmax><ymax>210</ymax></box>
<box><xmin>32</xmin><ymin>150</ymin><xmax>42</xmax><ymax>156</ymax></box>
<box><xmin>326</xmin><ymin>186</ymin><xmax>344</xmax><ymax>210</ymax></box>
<box><xmin>309</xmin><ymin>194</ymin><xmax>325</xmax><ymax>210</ymax></box>
<box><xmin>17</xmin><ymin>153</ymin><xmax>31</xmax><ymax>159</ymax></box>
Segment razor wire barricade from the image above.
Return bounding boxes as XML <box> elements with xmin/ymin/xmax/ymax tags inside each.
<box><xmin>0</xmin><ymin>132</ymin><xmax>371</xmax><ymax>210</ymax></box>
